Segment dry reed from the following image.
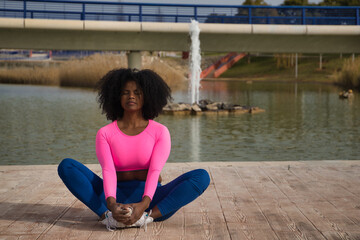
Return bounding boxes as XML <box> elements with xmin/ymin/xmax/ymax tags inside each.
<box><xmin>143</xmin><ymin>56</ymin><xmax>187</xmax><ymax>91</ymax></box>
<box><xmin>59</xmin><ymin>54</ymin><xmax>127</xmax><ymax>88</ymax></box>
<box><xmin>0</xmin><ymin>53</ymin><xmax>188</xmax><ymax>90</ymax></box>
<box><xmin>0</xmin><ymin>65</ymin><xmax>59</xmax><ymax>85</ymax></box>
<box><xmin>274</xmin><ymin>53</ymin><xmax>300</xmax><ymax>69</ymax></box>
<box><xmin>333</xmin><ymin>57</ymin><xmax>360</xmax><ymax>91</ymax></box>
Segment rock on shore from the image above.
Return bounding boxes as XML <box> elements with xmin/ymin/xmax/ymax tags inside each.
<box><xmin>162</xmin><ymin>99</ymin><xmax>265</xmax><ymax>115</ymax></box>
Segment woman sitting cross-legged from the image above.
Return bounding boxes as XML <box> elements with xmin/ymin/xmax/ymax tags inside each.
<box><xmin>58</xmin><ymin>68</ymin><xmax>210</xmax><ymax>231</ymax></box>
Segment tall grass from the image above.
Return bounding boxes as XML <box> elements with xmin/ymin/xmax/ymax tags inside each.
<box><xmin>333</xmin><ymin>57</ymin><xmax>360</xmax><ymax>91</ymax></box>
<box><xmin>143</xmin><ymin>56</ymin><xmax>187</xmax><ymax>90</ymax></box>
<box><xmin>59</xmin><ymin>54</ymin><xmax>127</xmax><ymax>88</ymax></box>
<box><xmin>0</xmin><ymin>65</ymin><xmax>60</xmax><ymax>85</ymax></box>
<box><xmin>274</xmin><ymin>53</ymin><xmax>299</xmax><ymax>69</ymax></box>
<box><xmin>0</xmin><ymin>53</ymin><xmax>188</xmax><ymax>90</ymax></box>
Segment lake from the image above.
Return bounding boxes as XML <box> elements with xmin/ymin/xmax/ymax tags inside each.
<box><xmin>0</xmin><ymin>81</ymin><xmax>359</xmax><ymax>165</ymax></box>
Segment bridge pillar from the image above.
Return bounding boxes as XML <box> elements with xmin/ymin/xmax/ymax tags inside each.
<box><xmin>128</xmin><ymin>51</ymin><xmax>142</xmax><ymax>69</ymax></box>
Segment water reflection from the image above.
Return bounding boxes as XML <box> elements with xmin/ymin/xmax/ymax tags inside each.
<box><xmin>0</xmin><ymin>82</ymin><xmax>359</xmax><ymax>165</ymax></box>
<box><xmin>190</xmin><ymin>117</ymin><xmax>200</xmax><ymax>162</ymax></box>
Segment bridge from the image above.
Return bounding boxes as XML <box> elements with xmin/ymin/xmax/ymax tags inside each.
<box><xmin>0</xmin><ymin>0</ymin><xmax>360</xmax><ymax>68</ymax></box>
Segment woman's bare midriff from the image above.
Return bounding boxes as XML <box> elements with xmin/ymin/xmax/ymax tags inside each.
<box><xmin>116</xmin><ymin>169</ymin><xmax>162</xmax><ymax>183</ymax></box>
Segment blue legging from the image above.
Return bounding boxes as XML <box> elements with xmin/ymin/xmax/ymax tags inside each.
<box><xmin>58</xmin><ymin>158</ymin><xmax>210</xmax><ymax>221</ymax></box>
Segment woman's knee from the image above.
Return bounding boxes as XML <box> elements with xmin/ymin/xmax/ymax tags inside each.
<box><xmin>58</xmin><ymin>158</ymin><xmax>76</xmax><ymax>179</ymax></box>
<box><xmin>190</xmin><ymin>169</ymin><xmax>210</xmax><ymax>193</ymax></box>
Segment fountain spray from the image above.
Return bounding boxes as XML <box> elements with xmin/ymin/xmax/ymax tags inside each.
<box><xmin>189</xmin><ymin>19</ymin><xmax>201</xmax><ymax>104</ymax></box>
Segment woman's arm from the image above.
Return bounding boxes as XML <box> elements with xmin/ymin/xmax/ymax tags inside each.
<box><xmin>96</xmin><ymin>129</ymin><xmax>118</xmax><ymax>205</ymax></box>
<box><xmin>96</xmin><ymin>129</ymin><xmax>133</xmax><ymax>223</ymax></box>
<box><xmin>143</xmin><ymin>126</ymin><xmax>171</xmax><ymax>200</ymax></box>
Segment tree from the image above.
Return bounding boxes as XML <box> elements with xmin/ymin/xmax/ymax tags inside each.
<box><xmin>204</xmin><ymin>13</ymin><xmax>227</xmax><ymax>24</ymax></box>
<box><xmin>281</xmin><ymin>0</ymin><xmax>309</xmax><ymax>5</ymax></box>
<box><xmin>242</xmin><ymin>0</ymin><xmax>268</xmax><ymax>5</ymax></box>
<box><xmin>239</xmin><ymin>0</ymin><xmax>280</xmax><ymax>24</ymax></box>
<box><xmin>318</xmin><ymin>0</ymin><xmax>360</xmax><ymax>6</ymax></box>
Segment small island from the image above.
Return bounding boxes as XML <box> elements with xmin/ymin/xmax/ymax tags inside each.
<box><xmin>163</xmin><ymin>99</ymin><xmax>265</xmax><ymax>115</ymax></box>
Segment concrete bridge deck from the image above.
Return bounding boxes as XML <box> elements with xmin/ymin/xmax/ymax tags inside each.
<box><xmin>1</xmin><ymin>18</ymin><xmax>360</xmax><ymax>53</ymax></box>
<box><xmin>0</xmin><ymin>160</ymin><xmax>359</xmax><ymax>239</ymax></box>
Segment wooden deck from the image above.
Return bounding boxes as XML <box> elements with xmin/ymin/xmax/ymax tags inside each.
<box><xmin>0</xmin><ymin>161</ymin><xmax>359</xmax><ymax>240</ymax></box>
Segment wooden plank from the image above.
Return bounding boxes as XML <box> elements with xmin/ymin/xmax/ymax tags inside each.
<box><xmin>258</xmin><ymin>165</ymin><xmax>333</xmax><ymax>237</ymax></box>
<box><xmin>211</xmin><ymin>166</ymin><xmax>277</xmax><ymax>235</ymax></box>
<box><xmin>134</xmin><ymin>210</ymin><xmax>185</xmax><ymax>239</ymax></box>
<box><xmin>259</xmin><ymin>163</ymin><xmax>360</xmax><ymax>239</ymax></box>
<box><xmin>291</xmin><ymin>161</ymin><xmax>360</xmax><ymax>197</ymax></box>
<box><xmin>0</xmin><ymin>168</ymin><xmax>71</xmax><ymax>236</ymax></box>
<box><xmin>235</xmin><ymin>166</ymin><xmax>288</xmax><ymax>203</ymax></box>
<box><xmin>0</xmin><ymin>161</ymin><xmax>359</xmax><ymax>239</ymax></box>
<box><xmin>223</xmin><ymin>208</ymin><xmax>274</xmax><ymax>230</ymax></box>
<box><xmin>282</xmin><ymin>163</ymin><xmax>360</xmax><ymax>229</ymax></box>
<box><xmin>227</xmin><ymin>223</ymin><xmax>279</xmax><ymax>240</ymax></box>
<box><xmin>322</xmin><ymin>231</ymin><xmax>360</xmax><ymax>240</ymax></box>
<box><xmin>185</xmin><ymin>212</ymin><xmax>230</xmax><ymax>240</ymax></box>
<box><xmin>276</xmin><ymin>231</ymin><xmax>326</xmax><ymax>240</ymax></box>
<box><xmin>210</xmin><ymin>166</ymin><xmax>254</xmax><ymax>200</ymax></box>
<box><xmin>237</xmin><ymin>166</ymin><xmax>325</xmax><ymax>239</ymax></box>
<box><xmin>0</xmin><ymin>165</ymin><xmax>101</xmax><ymax>239</ymax></box>
<box><xmin>296</xmin><ymin>163</ymin><xmax>360</xmax><ymax>200</ymax></box>
<box><xmin>0</xmin><ymin>234</ymin><xmax>40</xmax><ymax>240</ymax></box>
<box><xmin>38</xmin><ymin>201</ymin><xmax>97</xmax><ymax>240</ymax></box>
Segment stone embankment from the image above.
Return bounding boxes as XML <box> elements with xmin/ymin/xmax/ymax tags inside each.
<box><xmin>163</xmin><ymin>99</ymin><xmax>265</xmax><ymax>115</ymax></box>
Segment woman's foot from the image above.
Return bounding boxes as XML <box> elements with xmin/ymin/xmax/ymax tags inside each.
<box><xmin>130</xmin><ymin>210</ymin><xmax>153</xmax><ymax>230</ymax></box>
<box><xmin>100</xmin><ymin>208</ymin><xmax>153</xmax><ymax>231</ymax></box>
<box><xmin>100</xmin><ymin>210</ymin><xmax>126</xmax><ymax>231</ymax></box>
<box><xmin>149</xmin><ymin>205</ymin><xmax>162</xmax><ymax>219</ymax></box>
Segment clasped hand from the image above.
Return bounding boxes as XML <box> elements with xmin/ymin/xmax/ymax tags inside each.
<box><xmin>109</xmin><ymin>202</ymin><xmax>146</xmax><ymax>225</ymax></box>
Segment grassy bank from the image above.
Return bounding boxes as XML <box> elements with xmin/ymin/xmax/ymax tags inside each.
<box><xmin>1</xmin><ymin>52</ymin><xmax>358</xmax><ymax>91</ymax></box>
<box><xmin>0</xmin><ymin>53</ymin><xmax>188</xmax><ymax>90</ymax></box>
<box><xmin>220</xmin><ymin>54</ymin><xmax>357</xmax><ymax>87</ymax></box>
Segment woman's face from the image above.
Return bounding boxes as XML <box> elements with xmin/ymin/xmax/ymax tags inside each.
<box><xmin>120</xmin><ymin>81</ymin><xmax>144</xmax><ymax>113</ymax></box>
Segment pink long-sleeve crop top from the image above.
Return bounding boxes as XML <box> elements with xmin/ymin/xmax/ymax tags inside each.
<box><xmin>95</xmin><ymin>120</ymin><xmax>171</xmax><ymax>200</ymax></box>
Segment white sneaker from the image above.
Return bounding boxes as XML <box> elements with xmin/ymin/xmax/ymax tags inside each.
<box><xmin>130</xmin><ymin>210</ymin><xmax>153</xmax><ymax>231</ymax></box>
<box><xmin>100</xmin><ymin>209</ymin><xmax>153</xmax><ymax>231</ymax></box>
<box><xmin>100</xmin><ymin>210</ymin><xmax>126</xmax><ymax>231</ymax></box>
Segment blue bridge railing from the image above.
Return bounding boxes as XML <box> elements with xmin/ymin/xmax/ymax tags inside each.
<box><xmin>0</xmin><ymin>0</ymin><xmax>359</xmax><ymax>25</ymax></box>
